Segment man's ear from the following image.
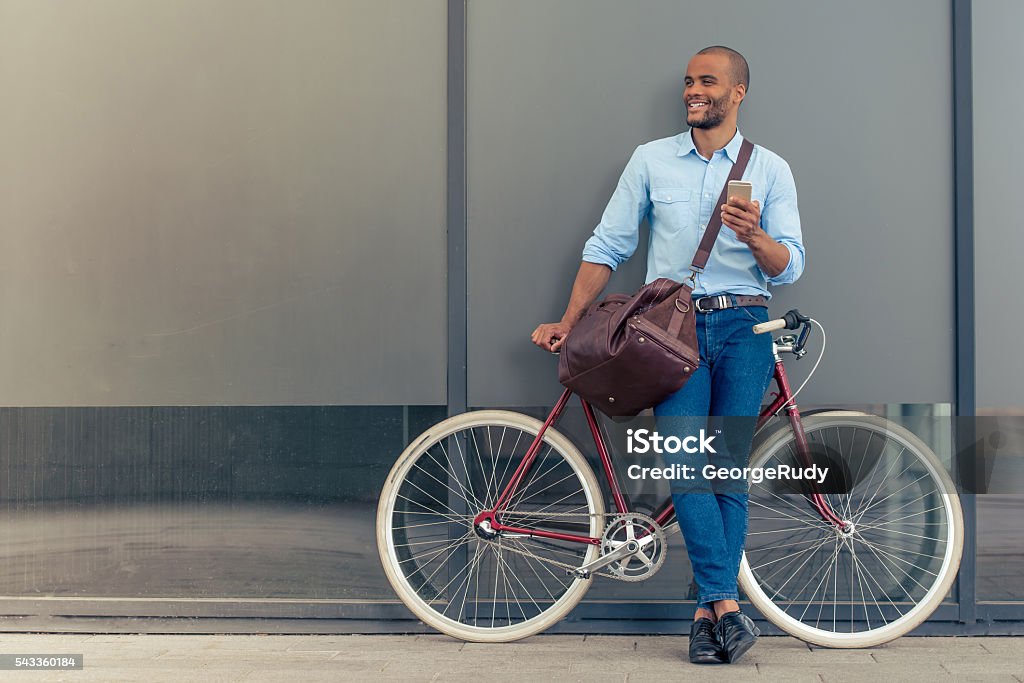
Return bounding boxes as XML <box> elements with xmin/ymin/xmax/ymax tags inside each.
<box><xmin>733</xmin><ymin>83</ymin><xmax>746</xmax><ymax>106</ymax></box>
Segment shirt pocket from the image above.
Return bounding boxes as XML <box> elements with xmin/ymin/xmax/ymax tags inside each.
<box><xmin>649</xmin><ymin>188</ymin><xmax>692</xmax><ymax>234</ymax></box>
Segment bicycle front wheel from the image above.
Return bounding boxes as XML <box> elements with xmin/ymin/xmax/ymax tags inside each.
<box><xmin>738</xmin><ymin>414</ymin><xmax>963</xmax><ymax>648</ymax></box>
<box><xmin>376</xmin><ymin>410</ymin><xmax>606</xmax><ymax>642</ymax></box>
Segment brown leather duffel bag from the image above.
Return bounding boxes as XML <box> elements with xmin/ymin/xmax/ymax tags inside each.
<box><xmin>557</xmin><ymin>277</ymin><xmax>699</xmax><ymax>416</ymax></box>
<box><xmin>557</xmin><ymin>139</ymin><xmax>755</xmax><ymax>416</ymax></box>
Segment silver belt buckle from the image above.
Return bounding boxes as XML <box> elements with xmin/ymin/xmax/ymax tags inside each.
<box><xmin>696</xmin><ymin>294</ymin><xmax>730</xmax><ymax>312</ymax></box>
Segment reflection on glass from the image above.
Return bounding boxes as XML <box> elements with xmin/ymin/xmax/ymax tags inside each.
<box><xmin>0</xmin><ymin>405</ymin><xmax>445</xmax><ymax>600</ymax></box>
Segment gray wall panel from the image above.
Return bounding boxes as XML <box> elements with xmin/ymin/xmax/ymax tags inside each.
<box><xmin>0</xmin><ymin>0</ymin><xmax>446</xmax><ymax>406</ymax></box>
<box><xmin>467</xmin><ymin>0</ymin><xmax>953</xmax><ymax>407</ymax></box>
<box><xmin>974</xmin><ymin>0</ymin><xmax>1024</xmax><ymax>413</ymax></box>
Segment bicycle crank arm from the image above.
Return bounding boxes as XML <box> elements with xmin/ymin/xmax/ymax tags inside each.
<box><xmin>568</xmin><ymin>539</ymin><xmax>640</xmax><ymax>579</ymax></box>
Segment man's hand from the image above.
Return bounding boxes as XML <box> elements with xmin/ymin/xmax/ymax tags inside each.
<box><xmin>532</xmin><ymin>321</ymin><xmax>573</xmax><ymax>353</ymax></box>
<box><xmin>721</xmin><ymin>197</ymin><xmax>762</xmax><ymax>245</ymax></box>
<box><xmin>532</xmin><ymin>261</ymin><xmax>611</xmax><ymax>353</ymax></box>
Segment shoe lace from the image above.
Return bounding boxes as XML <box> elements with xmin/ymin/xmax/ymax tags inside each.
<box><xmin>695</xmin><ymin>619</ymin><xmax>716</xmax><ymax>638</ymax></box>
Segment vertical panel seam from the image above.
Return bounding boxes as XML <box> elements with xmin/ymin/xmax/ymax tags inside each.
<box><xmin>447</xmin><ymin>0</ymin><xmax>468</xmax><ymax>416</ymax></box>
<box><xmin>953</xmin><ymin>0</ymin><xmax>977</xmax><ymax>624</ymax></box>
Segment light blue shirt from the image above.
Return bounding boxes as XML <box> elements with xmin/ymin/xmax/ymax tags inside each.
<box><xmin>581</xmin><ymin>129</ymin><xmax>804</xmax><ymax>298</ymax></box>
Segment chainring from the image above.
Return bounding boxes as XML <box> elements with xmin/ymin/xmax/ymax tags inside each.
<box><xmin>600</xmin><ymin>512</ymin><xmax>667</xmax><ymax>582</ymax></box>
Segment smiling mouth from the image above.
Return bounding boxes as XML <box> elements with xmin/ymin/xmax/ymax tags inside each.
<box><xmin>687</xmin><ymin>101</ymin><xmax>709</xmax><ymax>111</ymax></box>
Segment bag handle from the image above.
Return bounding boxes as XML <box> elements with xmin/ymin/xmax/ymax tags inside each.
<box><xmin>688</xmin><ymin>138</ymin><xmax>756</xmax><ymax>274</ymax></box>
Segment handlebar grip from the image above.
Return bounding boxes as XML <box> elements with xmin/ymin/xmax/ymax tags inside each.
<box><xmin>753</xmin><ymin>318</ymin><xmax>787</xmax><ymax>335</ymax></box>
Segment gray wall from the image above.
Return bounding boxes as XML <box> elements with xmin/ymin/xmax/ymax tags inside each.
<box><xmin>974</xmin><ymin>0</ymin><xmax>1024</xmax><ymax>413</ymax></box>
<box><xmin>467</xmin><ymin>0</ymin><xmax>954</xmax><ymax>408</ymax></box>
<box><xmin>0</xmin><ymin>0</ymin><xmax>447</xmax><ymax>406</ymax></box>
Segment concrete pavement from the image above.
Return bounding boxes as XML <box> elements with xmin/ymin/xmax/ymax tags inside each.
<box><xmin>0</xmin><ymin>633</ymin><xmax>1022</xmax><ymax>682</ymax></box>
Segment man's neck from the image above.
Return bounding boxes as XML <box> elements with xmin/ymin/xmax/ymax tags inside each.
<box><xmin>692</xmin><ymin>124</ymin><xmax>739</xmax><ymax>160</ymax></box>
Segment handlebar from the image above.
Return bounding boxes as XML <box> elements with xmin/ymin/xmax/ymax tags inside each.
<box><xmin>752</xmin><ymin>318</ymin><xmax>787</xmax><ymax>335</ymax></box>
<box><xmin>753</xmin><ymin>308</ymin><xmax>810</xmax><ymax>335</ymax></box>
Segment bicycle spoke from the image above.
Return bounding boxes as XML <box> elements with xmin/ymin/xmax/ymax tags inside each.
<box><xmin>751</xmin><ymin>530</ymin><xmax>829</xmax><ymax>556</ymax></box>
<box><xmin>850</xmin><ymin>541</ymin><xmax>884</xmax><ymax>629</ymax></box>
<box><xmin>435</xmin><ymin>542</ymin><xmax>487</xmax><ymax>614</ymax></box>
<box><xmin>424</xmin><ymin>443</ymin><xmax>486</xmax><ymax>511</ymax></box>
<box><xmin>412</xmin><ymin>535</ymin><xmax>475</xmax><ymax>590</ymax></box>
<box><xmin>793</xmin><ymin>537</ymin><xmax>840</xmax><ymax>620</ymax></box>
<box><xmin>395</xmin><ymin>494</ymin><xmax>472</xmax><ymax>524</ymax></box>
<box><xmin>855</xmin><ymin>499</ymin><xmax>946</xmax><ymax>531</ymax></box>
<box><xmin>853</xmin><ymin>471</ymin><xmax>936</xmax><ymax>525</ymax></box>
<box><xmin>468</xmin><ymin>428</ymin><xmax>494</xmax><ymax>508</ymax></box>
<box><xmin>481</xmin><ymin>426</ymin><xmax>506</xmax><ymax>509</ymax></box>
<box><xmin>489</xmin><ymin>429</ymin><xmax>525</xmax><ymax>512</ymax></box>
<box><xmin>749</xmin><ymin>497</ymin><xmax>828</xmax><ymax>532</ymax></box>
<box><xmin>450</xmin><ymin>541</ymin><xmax>485</xmax><ymax>623</ymax></box>
<box><xmin>856</xmin><ymin>537</ymin><xmax>939</xmax><ymax>582</ymax></box>
<box><xmin>400</xmin><ymin>478</ymin><xmax>474</xmax><ymax>522</ymax></box>
<box><xmin>509</xmin><ymin>539</ymin><xmax>568</xmax><ymax>601</ymax></box>
<box><xmin>757</xmin><ymin>534</ymin><xmax>835</xmax><ymax>592</ymax></box>
<box><xmin>503</xmin><ymin>446</ymin><xmax>559</xmax><ymax>512</ymax></box>
<box><xmin>494</xmin><ymin>544</ymin><xmax>542</xmax><ymax>620</ymax></box>
<box><xmin>853</xmin><ymin>533</ymin><xmax>943</xmax><ymax>573</ymax></box>
<box><xmin>506</xmin><ymin>470</ymin><xmax>582</xmax><ymax>512</ymax></box>
<box><xmin>393</xmin><ymin>519</ymin><xmax>466</xmax><ymax>531</ymax></box>
<box><xmin>856</xmin><ymin>524</ymin><xmax>947</xmax><ymax>545</ymax></box>
<box><xmin>852</xmin><ymin>446</ymin><xmax>908</xmax><ymax>521</ymax></box>
<box><xmin>411</xmin><ymin>456</ymin><xmax>485</xmax><ymax>513</ymax></box>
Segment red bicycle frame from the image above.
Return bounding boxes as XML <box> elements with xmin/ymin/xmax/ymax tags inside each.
<box><xmin>472</xmin><ymin>355</ymin><xmax>847</xmax><ymax>545</ymax></box>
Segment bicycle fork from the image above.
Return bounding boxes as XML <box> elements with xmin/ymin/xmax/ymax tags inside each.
<box><xmin>763</xmin><ymin>358</ymin><xmax>849</xmax><ymax>532</ymax></box>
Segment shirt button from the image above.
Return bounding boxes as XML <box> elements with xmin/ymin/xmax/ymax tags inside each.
<box><xmin>666</xmin><ymin>195</ymin><xmax>672</xmax><ymax>200</ymax></box>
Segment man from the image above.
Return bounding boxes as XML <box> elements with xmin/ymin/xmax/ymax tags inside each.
<box><xmin>531</xmin><ymin>46</ymin><xmax>804</xmax><ymax>665</ymax></box>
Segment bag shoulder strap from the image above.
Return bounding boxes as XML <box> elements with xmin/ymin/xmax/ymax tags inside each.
<box><xmin>689</xmin><ymin>138</ymin><xmax>755</xmax><ymax>272</ymax></box>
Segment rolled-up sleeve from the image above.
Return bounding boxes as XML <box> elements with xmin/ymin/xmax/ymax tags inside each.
<box><xmin>581</xmin><ymin>145</ymin><xmax>651</xmax><ymax>271</ymax></box>
<box><xmin>760</xmin><ymin>159</ymin><xmax>805</xmax><ymax>285</ymax></box>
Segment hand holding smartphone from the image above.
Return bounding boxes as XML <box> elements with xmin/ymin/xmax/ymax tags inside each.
<box><xmin>721</xmin><ymin>180</ymin><xmax>759</xmax><ymax>242</ymax></box>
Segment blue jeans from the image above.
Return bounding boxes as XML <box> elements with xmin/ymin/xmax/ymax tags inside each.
<box><xmin>653</xmin><ymin>304</ymin><xmax>774</xmax><ymax>610</ymax></box>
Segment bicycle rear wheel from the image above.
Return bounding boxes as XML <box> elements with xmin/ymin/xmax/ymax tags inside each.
<box><xmin>738</xmin><ymin>414</ymin><xmax>963</xmax><ymax>648</ymax></box>
<box><xmin>377</xmin><ymin>410</ymin><xmax>605</xmax><ymax>642</ymax></box>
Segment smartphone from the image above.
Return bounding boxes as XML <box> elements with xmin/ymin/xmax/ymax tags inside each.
<box><xmin>727</xmin><ymin>180</ymin><xmax>752</xmax><ymax>203</ymax></box>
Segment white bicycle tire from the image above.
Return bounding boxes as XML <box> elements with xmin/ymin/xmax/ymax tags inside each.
<box><xmin>738</xmin><ymin>413</ymin><xmax>963</xmax><ymax>648</ymax></box>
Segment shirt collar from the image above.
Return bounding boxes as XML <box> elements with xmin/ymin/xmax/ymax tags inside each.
<box><xmin>677</xmin><ymin>128</ymin><xmax>745</xmax><ymax>162</ymax></box>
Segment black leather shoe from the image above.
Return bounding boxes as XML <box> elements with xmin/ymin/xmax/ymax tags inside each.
<box><xmin>688</xmin><ymin>617</ymin><xmax>726</xmax><ymax>664</ymax></box>
<box><xmin>715</xmin><ymin>611</ymin><xmax>760</xmax><ymax>664</ymax></box>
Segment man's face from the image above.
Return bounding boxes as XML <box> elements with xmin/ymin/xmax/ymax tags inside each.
<box><xmin>684</xmin><ymin>53</ymin><xmax>743</xmax><ymax>130</ymax></box>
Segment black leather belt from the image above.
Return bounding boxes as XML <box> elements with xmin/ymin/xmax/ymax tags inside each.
<box><xmin>694</xmin><ymin>294</ymin><xmax>768</xmax><ymax>313</ymax></box>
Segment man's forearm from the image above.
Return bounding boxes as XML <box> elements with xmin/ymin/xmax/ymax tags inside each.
<box><xmin>561</xmin><ymin>261</ymin><xmax>612</xmax><ymax>324</ymax></box>
<box><xmin>748</xmin><ymin>232</ymin><xmax>791</xmax><ymax>278</ymax></box>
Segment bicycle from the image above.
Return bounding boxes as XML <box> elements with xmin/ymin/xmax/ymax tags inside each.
<box><xmin>376</xmin><ymin>310</ymin><xmax>964</xmax><ymax>647</ymax></box>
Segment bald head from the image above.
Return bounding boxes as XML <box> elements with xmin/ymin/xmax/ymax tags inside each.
<box><xmin>697</xmin><ymin>45</ymin><xmax>749</xmax><ymax>89</ymax></box>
